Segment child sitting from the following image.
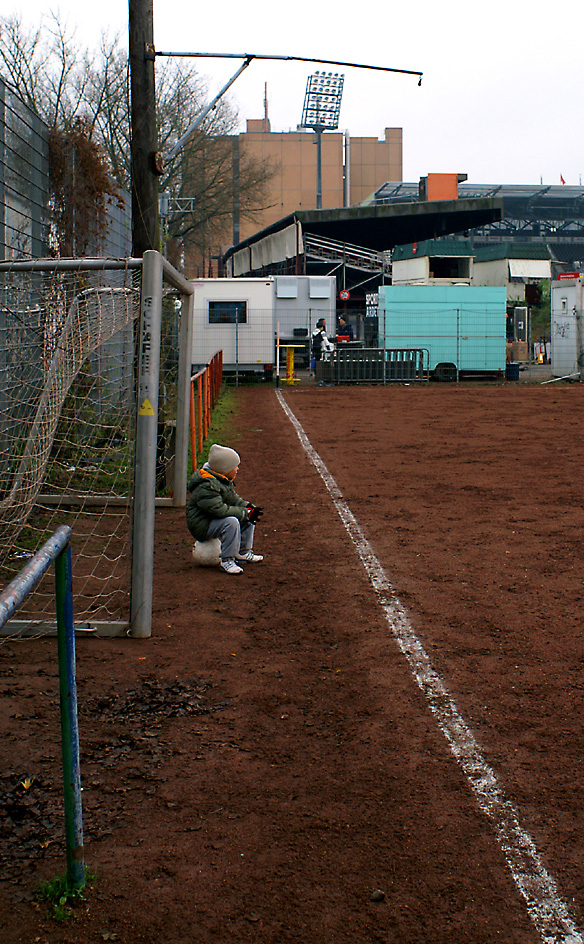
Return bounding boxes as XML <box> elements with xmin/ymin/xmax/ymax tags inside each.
<box><xmin>186</xmin><ymin>443</ymin><xmax>263</xmax><ymax>575</ymax></box>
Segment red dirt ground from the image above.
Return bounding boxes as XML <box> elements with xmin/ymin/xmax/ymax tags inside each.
<box><xmin>2</xmin><ymin>380</ymin><xmax>584</xmax><ymax>944</ymax></box>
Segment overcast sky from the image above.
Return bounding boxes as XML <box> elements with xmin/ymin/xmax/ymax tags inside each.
<box><xmin>11</xmin><ymin>0</ymin><xmax>584</xmax><ymax>187</ymax></box>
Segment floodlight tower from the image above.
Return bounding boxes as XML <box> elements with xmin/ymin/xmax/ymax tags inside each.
<box><xmin>300</xmin><ymin>72</ymin><xmax>344</xmax><ymax>209</ymax></box>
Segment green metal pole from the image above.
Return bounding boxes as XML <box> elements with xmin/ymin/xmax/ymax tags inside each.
<box><xmin>55</xmin><ymin>543</ymin><xmax>85</xmax><ymax>890</ymax></box>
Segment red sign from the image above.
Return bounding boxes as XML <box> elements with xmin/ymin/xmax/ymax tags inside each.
<box><xmin>557</xmin><ymin>272</ymin><xmax>580</xmax><ymax>280</ymax></box>
<box><xmin>339</xmin><ymin>289</ymin><xmax>350</xmax><ymax>300</ymax></box>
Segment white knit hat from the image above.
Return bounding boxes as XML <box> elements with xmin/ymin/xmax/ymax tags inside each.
<box><xmin>208</xmin><ymin>443</ymin><xmax>240</xmax><ymax>474</ymax></box>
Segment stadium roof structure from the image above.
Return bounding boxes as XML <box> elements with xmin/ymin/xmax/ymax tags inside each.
<box><xmin>223</xmin><ymin>197</ymin><xmax>503</xmax><ymax>277</ymax></box>
<box><xmin>371</xmin><ymin>181</ymin><xmax>584</xmax><ymax>209</ymax></box>
<box><xmin>372</xmin><ymin>182</ymin><xmax>584</xmax><ymax>268</ymax></box>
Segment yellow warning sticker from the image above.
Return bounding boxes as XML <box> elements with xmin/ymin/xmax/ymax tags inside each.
<box><xmin>138</xmin><ymin>398</ymin><xmax>155</xmax><ymax>416</ymax></box>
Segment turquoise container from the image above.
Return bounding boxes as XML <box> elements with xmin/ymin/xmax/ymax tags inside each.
<box><xmin>378</xmin><ymin>285</ymin><xmax>507</xmax><ymax>374</ymax></box>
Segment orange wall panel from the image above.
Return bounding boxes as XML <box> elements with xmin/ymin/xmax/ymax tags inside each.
<box><xmin>426</xmin><ymin>173</ymin><xmax>459</xmax><ymax>201</ymax></box>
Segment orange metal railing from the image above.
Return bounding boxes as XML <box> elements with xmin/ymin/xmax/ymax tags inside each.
<box><xmin>189</xmin><ymin>351</ymin><xmax>223</xmax><ymax>472</ymax></box>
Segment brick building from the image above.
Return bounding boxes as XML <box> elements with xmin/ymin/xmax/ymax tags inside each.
<box><xmin>185</xmin><ymin>114</ymin><xmax>402</xmax><ymax>277</ymax></box>
<box><xmin>238</xmin><ymin>118</ymin><xmax>402</xmax><ymax>239</ymax></box>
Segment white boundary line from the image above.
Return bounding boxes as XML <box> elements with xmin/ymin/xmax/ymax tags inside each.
<box><xmin>276</xmin><ymin>389</ymin><xmax>582</xmax><ymax>944</ymax></box>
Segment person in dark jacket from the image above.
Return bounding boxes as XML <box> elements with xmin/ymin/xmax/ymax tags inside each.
<box><xmin>337</xmin><ymin>315</ymin><xmax>354</xmax><ymax>341</ymax></box>
<box><xmin>186</xmin><ymin>444</ymin><xmax>263</xmax><ymax>575</ymax></box>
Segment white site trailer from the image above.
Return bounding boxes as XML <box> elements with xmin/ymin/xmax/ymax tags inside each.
<box><xmin>191</xmin><ymin>275</ymin><xmax>337</xmax><ymax>377</ymax></box>
<box><xmin>551</xmin><ymin>276</ymin><xmax>584</xmax><ymax>378</ymax></box>
<box><xmin>273</xmin><ymin>275</ymin><xmax>336</xmax><ymax>339</ymax></box>
<box><xmin>191</xmin><ymin>277</ymin><xmax>275</xmax><ymax>379</ymax></box>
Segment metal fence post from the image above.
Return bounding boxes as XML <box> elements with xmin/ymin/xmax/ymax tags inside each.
<box><xmin>0</xmin><ymin>526</ymin><xmax>85</xmax><ymax>888</ymax></box>
<box><xmin>203</xmin><ymin>371</ymin><xmax>209</xmax><ymax>438</ymax></box>
<box><xmin>173</xmin><ymin>289</ymin><xmax>193</xmax><ymax>505</ymax></box>
<box><xmin>382</xmin><ymin>305</ymin><xmax>387</xmax><ymax>385</ymax></box>
<box><xmin>197</xmin><ymin>376</ymin><xmax>203</xmax><ymax>454</ymax></box>
<box><xmin>189</xmin><ymin>377</ymin><xmax>197</xmax><ymax>474</ymax></box>
<box><xmin>55</xmin><ymin>542</ymin><xmax>85</xmax><ymax>890</ymax></box>
<box><xmin>235</xmin><ymin>315</ymin><xmax>239</xmax><ymax>387</ymax></box>
<box><xmin>131</xmin><ymin>250</ymin><xmax>163</xmax><ymax>638</ymax></box>
<box><xmin>456</xmin><ymin>307</ymin><xmax>460</xmax><ymax>383</ymax></box>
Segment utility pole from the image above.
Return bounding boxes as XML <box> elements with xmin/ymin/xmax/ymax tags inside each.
<box><xmin>129</xmin><ymin>0</ymin><xmax>160</xmax><ymax>256</ymax></box>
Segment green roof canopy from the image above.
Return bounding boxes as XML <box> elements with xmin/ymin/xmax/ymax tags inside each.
<box><xmin>473</xmin><ymin>242</ymin><xmax>551</xmax><ymax>262</ymax></box>
<box><xmin>392</xmin><ymin>238</ymin><xmax>474</xmax><ymax>261</ymax></box>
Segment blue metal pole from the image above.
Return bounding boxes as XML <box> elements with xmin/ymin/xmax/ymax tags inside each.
<box><xmin>0</xmin><ymin>525</ymin><xmax>72</xmax><ymax>631</ymax></box>
<box><xmin>55</xmin><ymin>543</ymin><xmax>85</xmax><ymax>890</ymax></box>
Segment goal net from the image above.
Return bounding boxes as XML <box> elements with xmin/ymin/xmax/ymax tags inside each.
<box><xmin>0</xmin><ymin>256</ymin><xmax>191</xmax><ymax>635</ymax></box>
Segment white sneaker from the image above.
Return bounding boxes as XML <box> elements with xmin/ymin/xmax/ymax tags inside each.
<box><xmin>220</xmin><ymin>558</ymin><xmax>243</xmax><ymax>574</ymax></box>
<box><xmin>235</xmin><ymin>551</ymin><xmax>264</xmax><ymax>562</ymax></box>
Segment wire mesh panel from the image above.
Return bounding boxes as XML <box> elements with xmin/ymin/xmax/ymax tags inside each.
<box><xmin>192</xmin><ymin>304</ymin><xmax>275</xmax><ymax>378</ymax></box>
<box><xmin>191</xmin><ymin>276</ymin><xmax>337</xmax><ymax>379</ymax></box>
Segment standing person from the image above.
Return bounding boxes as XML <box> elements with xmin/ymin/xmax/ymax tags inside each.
<box><xmin>311</xmin><ymin>318</ymin><xmax>334</xmax><ymax>372</ymax></box>
<box><xmin>337</xmin><ymin>315</ymin><xmax>354</xmax><ymax>341</ymax></box>
<box><xmin>186</xmin><ymin>444</ymin><xmax>264</xmax><ymax>575</ymax></box>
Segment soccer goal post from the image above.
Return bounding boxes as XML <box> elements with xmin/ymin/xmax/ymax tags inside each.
<box><xmin>131</xmin><ymin>251</ymin><xmax>193</xmax><ymax>637</ymax></box>
<box><xmin>0</xmin><ymin>251</ymin><xmax>193</xmax><ymax>639</ymax></box>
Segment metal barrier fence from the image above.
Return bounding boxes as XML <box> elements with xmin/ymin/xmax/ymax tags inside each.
<box><xmin>316</xmin><ymin>347</ymin><xmax>429</xmax><ymax>384</ymax></box>
<box><xmin>189</xmin><ymin>351</ymin><xmax>223</xmax><ymax>471</ymax></box>
<box><xmin>0</xmin><ymin>525</ymin><xmax>85</xmax><ymax>890</ymax></box>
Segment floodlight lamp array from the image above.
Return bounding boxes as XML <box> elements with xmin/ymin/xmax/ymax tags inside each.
<box><xmin>300</xmin><ymin>71</ymin><xmax>345</xmax><ymax>130</ymax></box>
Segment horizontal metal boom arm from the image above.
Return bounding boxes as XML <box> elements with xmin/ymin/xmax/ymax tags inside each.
<box><xmin>154</xmin><ymin>49</ymin><xmax>423</xmax><ymax>80</ymax></box>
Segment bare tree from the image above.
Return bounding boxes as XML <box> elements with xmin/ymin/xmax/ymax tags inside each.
<box><xmin>0</xmin><ymin>14</ymin><xmax>92</xmax><ymax>128</ymax></box>
<box><xmin>0</xmin><ymin>14</ymin><xmax>275</xmax><ymax>259</ymax></box>
<box><xmin>151</xmin><ymin>63</ymin><xmax>275</xmax><ymax>256</ymax></box>
<box><xmin>85</xmin><ymin>46</ymin><xmax>275</xmax><ymax>255</ymax></box>
<box><xmin>0</xmin><ymin>15</ymin><xmax>121</xmax><ymax>255</ymax></box>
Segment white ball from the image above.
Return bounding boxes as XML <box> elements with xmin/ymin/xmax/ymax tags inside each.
<box><xmin>192</xmin><ymin>538</ymin><xmax>221</xmax><ymax>567</ymax></box>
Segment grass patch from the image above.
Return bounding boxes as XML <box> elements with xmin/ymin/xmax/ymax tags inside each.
<box><xmin>35</xmin><ymin>868</ymin><xmax>97</xmax><ymax>922</ymax></box>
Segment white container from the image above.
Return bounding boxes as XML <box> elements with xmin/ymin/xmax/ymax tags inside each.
<box><xmin>191</xmin><ymin>277</ymin><xmax>275</xmax><ymax>376</ymax></box>
<box><xmin>190</xmin><ymin>275</ymin><xmax>336</xmax><ymax>377</ymax></box>
<box><xmin>551</xmin><ymin>278</ymin><xmax>583</xmax><ymax>377</ymax></box>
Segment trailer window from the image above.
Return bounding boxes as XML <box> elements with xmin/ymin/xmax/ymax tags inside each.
<box><xmin>208</xmin><ymin>301</ymin><xmax>247</xmax><ymax>324</ymax></box>
<box><xmin>429</xmin><ymin>257</ymin><xmax>470</xmax><ymax>279</ymax></box>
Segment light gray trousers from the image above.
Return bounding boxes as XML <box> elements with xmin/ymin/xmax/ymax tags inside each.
<box><xmin>205</xmin><ymin>516</ymin><xmax>255</xmax><ymax>560</ymax></box>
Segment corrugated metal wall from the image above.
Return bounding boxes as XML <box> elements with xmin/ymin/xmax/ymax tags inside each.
<box><xmin>0</xmin><ymin>78</ymin><xmax>132</xmax><ymax>261</ymax></box>
<box><xmin>102</xmin><ymin>191</ymin><xmax>132</xmax><ymax>258</ymax></box>
<box><xmin>0</xmin><ymin>78</ymin><xmax>50</xmax><ymax>260</ymax></box>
